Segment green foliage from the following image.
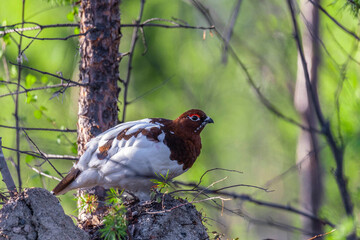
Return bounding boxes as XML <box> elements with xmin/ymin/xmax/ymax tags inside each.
<box><xmin>25</xmin><ymin>74</ymin><xmax>37</xmax><ymax>88</ymax></box>
<box><xmin>25</xmin><ymin>155</ymin><xmax>35</xmax><ymax>163</ymax></box>
<box><xmin>66</xmin><ymin>6</ymin><xmax>79</xmax><ymax>22</ymax></box>
<box><xmin>325</xmin><ymin>218</ymin><xmax>355</xmax><ymax>239</ymax></box>
<box><xmin>151</xmin><ymin>171</ymin><xmax>170</xmax><ymax>191</ymax></box>
<box><xmin>99</xmin><ymin>188</ymin><xmax>127</xmax><ymax>240</ymax></box>
<box><xmin>73</xmin><ymin>27</ymin><xmax>80</xmax><ymax>35</ymax></box>
<box><xmin>345</xmin><ymin>0</ymin><xmax>360</xmax><ymax>16</ymax></box>
<box><xmin>25</xmin><ymin>92</ymin><xmax>37</xmax><ymax>104</ymax></box>
<box><xmin>71</xmin><ymin>142</ymin><xmax>78</xmax><ymax>154</ymax></box>
<box><xmin>150</xmin><ymin>171</ymin><xmax>171</xmax><ymax>201</ymax></box>
<box><xmin>77</xmin><ymin>192</ymin><xmax>98</xmax><ymax>214</ymax></box>
<box><xmin>40</xmin><ymin>75</ymin><xmax>48</xmax><ymax>84</ymax></box>
<box><xmin>10</xmin><ymin>65</ymin><xmax>17</xmax><ymax>78</ymax></box>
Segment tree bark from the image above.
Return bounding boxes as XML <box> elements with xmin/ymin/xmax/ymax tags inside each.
<box><xmin>294</xmin><ymin>0</ymin><xmax>322</xmax><ymax>237</ymax></box>
<box><xmin>77</xmin><ymin>0</ymin><xmax>121</xmax><ymax>222</ymax></box>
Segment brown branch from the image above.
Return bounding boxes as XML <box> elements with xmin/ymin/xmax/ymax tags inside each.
<box><xmin>0</xmin><ymin>82</ymin><xmax>78</xmax><ymax>98</ymax></box>
<box><xmin>309</xmin><ymin>0</ymin><xmax>360</xmax><ymax>41</ymax></box>
<box><xmin>191</xmin><ymin>0</ymin><xmax>321</xmax><ymax>134</ymax></box>
<box><xmin>286</xmin><ymin>0</ymin><xmax>355</xmax><ymax>238</ymax></box>
<box><xmin>9</xmin><ymin>62</ymin><xmax>86</xmax><ymax>86</ymax></box>
<box><xmin>22</xmin><ymin>130</ymin><xmax>63</xmax><ymax>178</ymax></box>
<box><xmin>222</xmin><ymin>0</ymin><xmax>243</xmax><ymax>63</ymax></box>
<box><xmin>127</xmin><ymin>76</ymin><xmax>173</xmax><ymax>105</ymax></box>
<box><xmin>0</xmin><ymin>125</ymin><xmax>76</xmax><ymax>132</ymax></box>
<box><xmin>121</xmin><ymin>0</ymin><xmax>146</xmax><ymax>122</ymax></box>
<box><xmin>0</xmin><ymin>22</ymin><xmax>213</xmax><ymax>35</ymax></box>
<box><xmin>0</xmin><ymin>22</ymin><xmax>78</xmax><ymax>35</ymax></box>
<box><xmin>42</xmin><ymin>153</ymin><xmax>78</xmax><ymax>160</ymax></box>
<box><xmin>12</xmin><ymin>30</ymin><xmax>86</xmax><ymax>41</ymax></box>
<box><xmin>172</xmin><ymin>180</ymin><xmax>335</xmax><ymax>228</ymax></box>
<box><xmin>14</xmin><ymin>0</ymin><xmax>26</xmax><ymax>192</ymax></box>
<box><xmin>26</xmin><ymin>163</ymin><xmax>61</xmax><ymax>182</ymax></box>
<box><xmin>0</xmin><ymin>138</ymin><xmax>17</xmax><ymax>197</ymax></box>
<box><xmin>2</xmin><ymin>145</ymin><xmax>78</xmax><ymax>160</ymax></box>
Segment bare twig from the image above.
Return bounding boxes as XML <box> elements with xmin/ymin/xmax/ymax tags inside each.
<box><xmin>42</xmin><ymin>153</ymin><xmax>78</xmax><ymax>160</ymax></box>
<box><xmin>0</xmin><ymin>22</ymin><xmax>213</xmax><ymax>35</ymax></box>
<box><xmin>307</xmin><ymin>229</ymin><xmax>337</xmax><ymax>240</ymax></box>
<box><xmin>222</xmin><ymin>0</ymin><xmax>243</xmax><ymax>63</ymax></box>
<box><xmin>0</xmin><ymin>138</ymin><xmax>17</xmax><ymax>197</ymax></box>
<box><xmin>191</xmin><ymin>0</ymin><xmax>321</xmax><ymax>134</ymax></box>
<box><xmin>309</xmin><ymin>0</ymin><xmax>360</xmax><ymax>41</ymax></box>
<box><xmin>22</xmin><ymin>130</ymin><xmax>63</xmax><ymax>178</ymax></box>
<box><xmin>0</xmin><ymin>22</ymin><xmax>78</xmax><ymax>35</ymax></box>
<box><xmin>286</xmin><ymin>0</ymin><xmax>355</xmax><ymax>238</ymax></box>
<box><xmin>121</xmin><ymin>0</ymin><xmax>146</xmax><ymax>122</ymax></box>
<box><xmin>146</xmin><ymin>195</ymin><xmax>231</xmax><ymax>215</ymax></box>
<box><xmin>0</xmin><ymin>124</ymin><xmax>76</xmax><ymax>132</ymax></box>
<box><xmin>0</xmin><ymin>82</ymin><xmax>78</xmax><ymax>98</ymax></box>
<box><xmin>172</xmin><ymin>181</ymin><xmax>335</xmax><ymax>228</ymax></box>
<box><xmin>127</xmin><ymin>76</ymin><xmax>173</xmax><ymax>105</ymax></box>
<box><xmin>9</xmin><ymin>62</ymin><xmax>86</xmax><ymax>86</ymax></box>
<box><xmin>2</xmin><ymin>146</ymin><xmax>77</xmax><ymax>161</ymax></box>
<box><xmin>14</xmin><ymin>0</ymin><xmax>26</xmax><ymax>192</ymax></box>
<box><xmin>196</xmin><ymin>167</ymin><xmax>243</xmax><ymax>188</ymax></box>
<box><xmin>26</xmin><ymin>163</ymin><xmax>61</xmax><ymax>182</ymax></box>
<box><xmin>12</xmin><ymin>30</ymin><xmax>86</xmax><ymax>41</ymax></box>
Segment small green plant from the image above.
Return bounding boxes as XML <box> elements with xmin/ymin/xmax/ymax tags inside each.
<box><xmin>98</xmin><ymin>188</ymin><xmax>127</xmax><ymax>240</ymax></box>
<box><xmin>151</xmin><ymin>171</ymin><xmax>170</xmax><ymax>191</ymax></box>
<box><xmin>150</xmin><ymin>171</ymin><xmax>171</xmax><ymax>200</ymax></box>
<box><xmin>77</xmin><ymin>192</ymin><xmax>98</xmax><ymax>214</ymax></box>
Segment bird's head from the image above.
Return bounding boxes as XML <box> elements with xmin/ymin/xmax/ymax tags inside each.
<box><xmin>174</xmin><ymin>109</ymin><xmax>214</xmax><ymax>135</ymax></box>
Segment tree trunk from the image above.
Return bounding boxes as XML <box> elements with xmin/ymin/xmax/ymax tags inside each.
<box><xmin>294</xmin><ymin>0</ymin><xmax>322</xmax><ymax>237</ymax></box>
<box><xmin>77</xmin><ymin>0</ymin><xmax>121</xmax><ymax>223</ymax></box>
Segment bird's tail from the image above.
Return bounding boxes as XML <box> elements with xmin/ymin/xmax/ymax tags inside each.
<box><xmin>51</xmin><ymin>167</ymin><xmax>81</xmax><ymax>195</ymax></box>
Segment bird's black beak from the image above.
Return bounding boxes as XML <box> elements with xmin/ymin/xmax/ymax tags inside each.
<box><xmin>204</xmin><ymin>116</ymin><xmax>214</xmax><ymax>124</ymax></box>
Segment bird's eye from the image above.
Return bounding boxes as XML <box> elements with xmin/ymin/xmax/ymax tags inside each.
<box><xmin>188</xmin><ymin>114</ymin><xmax>200</xmax><ymax>121</ymax></box>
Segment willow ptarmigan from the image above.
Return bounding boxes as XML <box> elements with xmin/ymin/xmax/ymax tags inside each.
<box><xmin>51</xmin><ymin>109</ymin><xmax>213</xmax><ymax>200</ymax></box>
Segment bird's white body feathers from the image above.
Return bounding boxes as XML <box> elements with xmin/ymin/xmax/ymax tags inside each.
<box><xmin>59</xmin><ymin>119</ymin><xmax>186</xmax><ymax>200</ymax></box>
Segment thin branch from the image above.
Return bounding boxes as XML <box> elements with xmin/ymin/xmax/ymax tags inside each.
<box><xmin>12</xmin><ymin>30</ymin><xmax>86</xmax><ymax>41</ymax></box>
<box><xmin>121</xmin><ymin>0</ymin><xmax>146</xmax><ymax>122</ymax></box>
<box><xmin>287</xmin><ymin>0</ymin><xmax>355</xmax><ymax>238</ymax></box>
<box><xmin>307</xmin><ymin>229</ymin><xmax>337</xmax><ymax>240</ymax></box>
<box><xmin>2</xmin><ymin>146</ymin><xmax>78</xmax><ymax>161</ymax></box>
<box><xmin>127</xmin><ymin>76</ymin><xmax>173</xmax><ymax>105</ymax></box>
<box><xmin>0</xmin><ymin>125</ymin><xmax>76</xmax><ymax>132</ymax></box>
<box><xmin>173</xmin><ymin>181</ymin><xmax>335</xmax><ymax>228</ymax></box>
<box><xmin>0</xmin><ymin>82</ymin><xmax>78</xmax><ymax>98</ymax></box>
<box><xmin>196</xmin><ymin>167</ymin><xmax>243</xmax><ymax>189</ymax></box>
<box><xmin>0</xmin><ymin>138</ymin><xmax>17</xmax><ymax>197</ymax></box>
<box><xmin>9</xmin><ymin>62</ymin><xmax>86</xmax><ymax>86</ymax></box>
<box><xmin>309</xmin><ymin>0</ymin><xmax>360</xmax><ymax>41</ymax></box>
<box><xmin>42</xmin><ymin>153</ymin><xmax>78</xmax><ymax>160</ymax></box>
<box><xmin>26</xmin><ymin>163</ymin><xmax>61</xmax><ymax>181</ymax></box>
<box><xmin>14</xmin><ymin>0</ymin><xmax>26</xmax><ymax>192</ymax></box>
<box><xmin>0</xmin><ymin>23</ymin><xmax>78</xmax><ymax>35</ymax></box>
<box><xmin>146</xmin><ymin>195</ymin><xmax>231</xmax><ymax>215</ymax></box>
<box><xmin>222</xmin><ymin>0</ymin><xmax>243</xmax><ymax>63</ymax></box>
<box><xmin>191</xmin><ymin>0</ymin><xmax>322</xmax><ymax>134</ymax></box>
<box><xmin>22</xmin><ymin>130</ymin><xmax>63</xmax><ymax>178</ymax></box>
<box><xmin>0</xmin><ymin>22</ymin><xmax>213</xmax><ymax>35</ymax></box>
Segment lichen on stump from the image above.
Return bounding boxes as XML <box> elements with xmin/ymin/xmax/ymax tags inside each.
<box><xmin>127</xmin><ymin>194</ymin><xmax>209</xmax><ymax>240</ymax></box>
<box><xmin>0</xmin><ymin>188</ymin><xmax>89</xmax><ymax>240</ymax></box>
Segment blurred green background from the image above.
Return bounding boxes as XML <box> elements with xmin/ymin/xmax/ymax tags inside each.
<box><xmin>1</xmin><ymin>0</ymin><xmax>360</xmax><ymax>239</ymax></box>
